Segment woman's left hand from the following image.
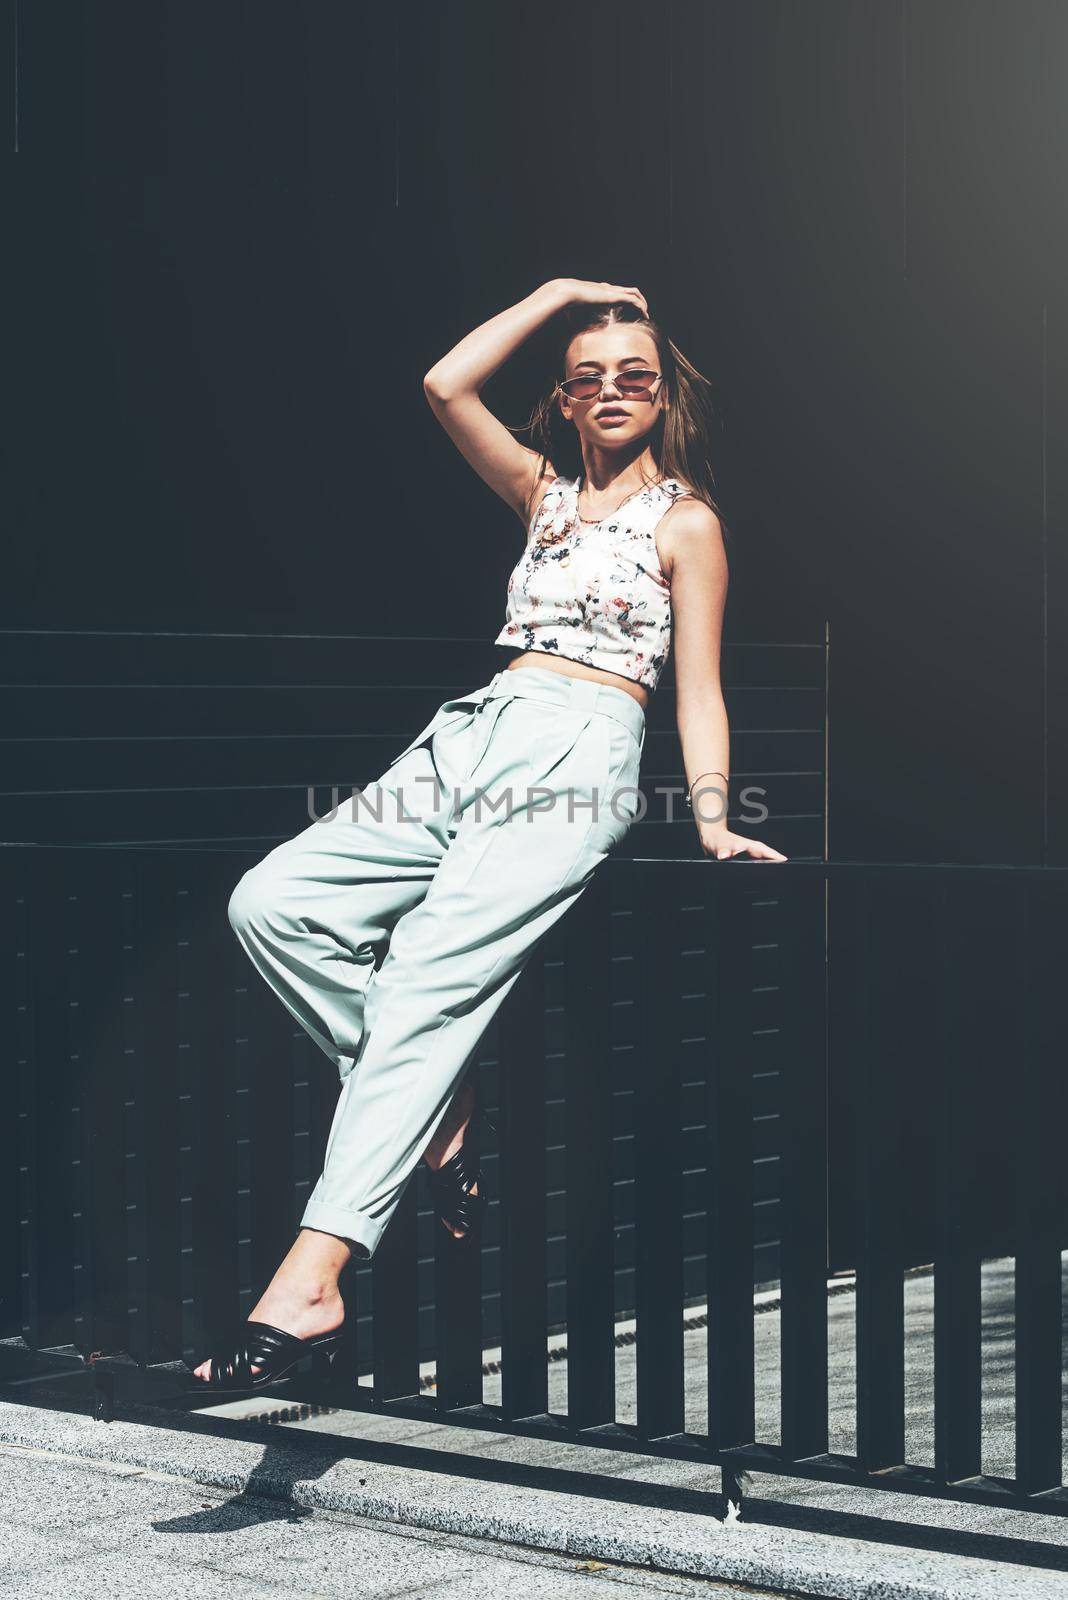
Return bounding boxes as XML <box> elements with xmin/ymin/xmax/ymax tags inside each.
<box><xmin>698</xmin><ymin>823</ymin><xmax>788</xmax><ymax>862</ymax></box>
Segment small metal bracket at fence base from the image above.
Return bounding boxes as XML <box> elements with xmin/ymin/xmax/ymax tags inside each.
<box><xmin>92</xmin><ymin>1370</ymin><xmax>113</xmax><ymax>1423</ymax></box>
<box><xmin>720</xmin><ymin>1466</ymin><xmax>754</xmax><ymax>1521</ymax></box>
<box><xmin>86</xmin><ymin>1351</ymin><xmax>141</xmax><ymax>1424</ymax></box>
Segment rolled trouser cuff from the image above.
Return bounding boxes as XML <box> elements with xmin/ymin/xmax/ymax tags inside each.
<box><xmin>299</xmin><ymin>1200</ymin><xmax>383</xmax><ymax>1260</ymax></box>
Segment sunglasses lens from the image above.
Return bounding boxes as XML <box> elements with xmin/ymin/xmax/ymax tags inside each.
<box><xmin>562</xmin><ymin>376</ymin><xmax>602</xmax><ymax>400</ymax></box>
<box><xmin>616</xmin><ymin>369</ymin><xmax>657</xmax><ymax>395</ymax></box>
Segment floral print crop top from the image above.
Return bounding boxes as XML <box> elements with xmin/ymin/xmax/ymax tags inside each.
<box><xmin>494</xmin><ymin>473</ymin><xmax>694</xmax><ymax>691</ymax></box>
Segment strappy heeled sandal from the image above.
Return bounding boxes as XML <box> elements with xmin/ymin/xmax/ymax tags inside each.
<box><xmin>425</xmin><ymin>1103</ymin><xmax>497</xmax><ymax>1241</ymax></box>
<box><xmin>185</xmin><ymin>1320</ymin><xmax>343</xmax><ymax>1395</ymax></box>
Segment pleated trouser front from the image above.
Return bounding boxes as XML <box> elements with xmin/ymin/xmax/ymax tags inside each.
<box><xmin>226</xmin><ymin>664</ymin><xmax>646</xmax><ymax>1258</ymax></box>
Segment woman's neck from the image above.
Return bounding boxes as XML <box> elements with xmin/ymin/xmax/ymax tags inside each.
<box><xmin>578</xmin><ymin>452</ymin><xmax>662</xmax><ymax>512</ymax></box>
<box><xmin>581</xmin><ymin>445</ymin><xmax>659</xmax><ymax>486</ymax></box>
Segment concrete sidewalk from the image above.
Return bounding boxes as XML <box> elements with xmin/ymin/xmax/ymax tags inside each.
<box><xmin>1</xmin><ymin>1258</ymin><xmax>1065</xmax><ymax>1599</ymax></box>
<box><xmin>0</xmin><ymin>1441</ymin><xmax>771</xmax><ymax>1600</ymax></box>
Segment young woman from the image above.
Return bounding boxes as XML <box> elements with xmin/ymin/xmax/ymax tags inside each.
<box><xmin>188</xmin><ymin>278</ymin><xmax>786</xmax><ymax>1393</ymax></box>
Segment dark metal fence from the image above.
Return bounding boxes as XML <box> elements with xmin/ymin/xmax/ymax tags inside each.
<box><xmin>3</xmin><ymin>847</ymin><xmax>1065</xmax><ymax>1518</ymax></box>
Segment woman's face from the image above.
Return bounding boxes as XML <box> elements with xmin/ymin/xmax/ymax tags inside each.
<box><xmin>558</xmin><ymin>326</ymin><xmax>666</xmax><ymax>453</ymax></box>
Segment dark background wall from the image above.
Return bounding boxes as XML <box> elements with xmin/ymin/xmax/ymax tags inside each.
<box><xmin>9</xmin><ymin>0</ymin><xmax>1067</xmax><ymax>868</ymax></box>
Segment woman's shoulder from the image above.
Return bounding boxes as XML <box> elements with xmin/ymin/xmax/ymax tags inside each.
<box><xmin>659</xmin><ymin>479</ymin><xmax>720</xmax><ymax>526</ymax></box>
<box><xmin>659</xmin><ymin>475</ymin><xmax>698</xmax><ymax>500</ymax></box>
<box><xmin>653</xmin><ymin>482</ymin><xmax>724</xmax><ymax>573</ymax></box>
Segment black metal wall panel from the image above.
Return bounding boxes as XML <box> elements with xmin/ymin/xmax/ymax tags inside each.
<box><xmin>9</xmin><ymin>2</ymin><xmax>1064</xmax><ymax>873</ymax></box>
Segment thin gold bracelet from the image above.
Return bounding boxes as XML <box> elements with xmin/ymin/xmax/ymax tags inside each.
<box><xmin>685</xmin><ymin>771</ymin><xmax>728</xmax><ymax>810</ymax></box>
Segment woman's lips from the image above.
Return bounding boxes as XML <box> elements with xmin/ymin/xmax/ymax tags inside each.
<box><xmin>597</xmin><ymin>412</ymin><xmax>629</xmax><ymax>424</ymax></box>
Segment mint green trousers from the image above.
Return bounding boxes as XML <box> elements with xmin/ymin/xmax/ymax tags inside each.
<box><xmin>226</xmin><ymin>665</ymin><xmax>646</xmax><ymax>1258</ymax></box>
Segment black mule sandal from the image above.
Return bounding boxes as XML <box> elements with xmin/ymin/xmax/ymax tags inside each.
<box><xmin>426</xmin><ymin>1104</ymin><xmax>497</xmax><ymax>1241</ymax></box>
<box><xmin>185</xmin><ymin>1320</ymin><xmax>343</xmax><ymax>1395</ymax></box>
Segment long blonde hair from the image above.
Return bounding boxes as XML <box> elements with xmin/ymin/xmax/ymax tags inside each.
<box><xmin>518</xmin><ymin>300</ymin><xmax>730</xmax><ymax>546</ymax></box>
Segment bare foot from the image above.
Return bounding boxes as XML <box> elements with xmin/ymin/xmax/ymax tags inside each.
<box><xmin>423</xmin><ymin>1078</ymin><xmax>478</xmax><ymax>1239</ymax></box>
<box><xmin>191</xmin><ymin>1229</ymin><xmax>349</xmax><ymax>1382</ymax></box>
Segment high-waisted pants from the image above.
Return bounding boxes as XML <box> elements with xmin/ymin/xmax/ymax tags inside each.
<box><xmin>226</xmin><ymin>664</ymin><xmax>646</xmax><ymax>1259</ymax></box>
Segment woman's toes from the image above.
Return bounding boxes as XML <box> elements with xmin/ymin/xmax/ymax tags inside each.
<box><xmin>190</xmin><ymin>1356</ymin><xmax>263</xmax><ymax>1382</ymax></box>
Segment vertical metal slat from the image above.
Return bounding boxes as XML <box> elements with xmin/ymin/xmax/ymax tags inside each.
<box><xmin>188</xmin><ymin>854</ymin><xmax>241</xmax><ymax>1365</ymax></box>
<box><xmin>933</xmin><ymin>875</ymin><xmax>982</xmax><ymax>1483</ymax></box>
<box><xmin>1013</xmin><ymin>874</ymin><xmax>1063</xmax><ymax>1495</ymax></box>
<box><xmin>0</xmin><ymin>853</ymin><xmax>27</xmax><ymax>1339</ymax></box>
<box><xmin>499</xmin><ymin>956</ymin><xmax>549</xmax><ymax>1421</ymax></box>
<box><xmin>131</xmin><ymin>851</ymin><xmax>185</xmax><ymax>1364</ymax></box>
<box><xmin>81</xmin><ymin>850</ymin><xmax>135</xmax><ymax>1358</ymax></box>
<box><xmin>564</xmin><ymin>874</ymin><xmax>615</xmax><ymax>1429</ymax></box>
<box><xmin>780</xmin><ymin>869</ymin><xmax>829</xmax><ymax>1461</ymax></box>
<box><xmin>371</xmin><ymin>1182</ymin><xmax>419</xmax><ymax>1404</ymax></box>
<box><xmin>633</xmin><ymin>859</ymin><xmax>684</xmax><ymax>1441</ymax></box>
<box><xmin>855</xmin><ymin>871</ymin><xmax>905</xmax><ymax>1471</ymax></box>
<box><xmin>705</xmin><ymin>871</ymin><xmax>755</xmax><ymax>1450</ymax></box>
<box><xmin>26</xmin><ymin>851</ymin><xmax>79</xmax><ymax>1352</ymax></box>
<box><xmin>247</xmin><ymin>912</ymin><xmax>295</xmax><ymax>1306</ymax></box>
<box><xmin>435</xmin><ymin>1062</ymin><xmax>485</xmax><ymax>1413</ymax></box>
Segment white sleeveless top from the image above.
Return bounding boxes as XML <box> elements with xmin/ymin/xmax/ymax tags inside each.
<box><xmin>494</xmin><ymin>473</ymin><xmax>695</xmax><ymax>691</ymax></box>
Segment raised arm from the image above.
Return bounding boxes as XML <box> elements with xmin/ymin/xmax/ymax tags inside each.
<box><xmin>423</xmin><ymin>280</ymin><xmax>570</xmax><ymax>530</ymax></box>
<box><xmin>423</xmin><ymin>277</ymin><xmax>648</xmax><ymax>531</ymax></box>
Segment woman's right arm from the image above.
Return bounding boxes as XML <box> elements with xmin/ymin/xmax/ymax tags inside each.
<box><xmin>423</xmin><ymin>279</ymin><xmax>570</xmax><ymax>529</ymax></box>
<box><xmin>423</xmin><ymin>278</ymin><xmax>646</xmax><ymax>530</ymax></box>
